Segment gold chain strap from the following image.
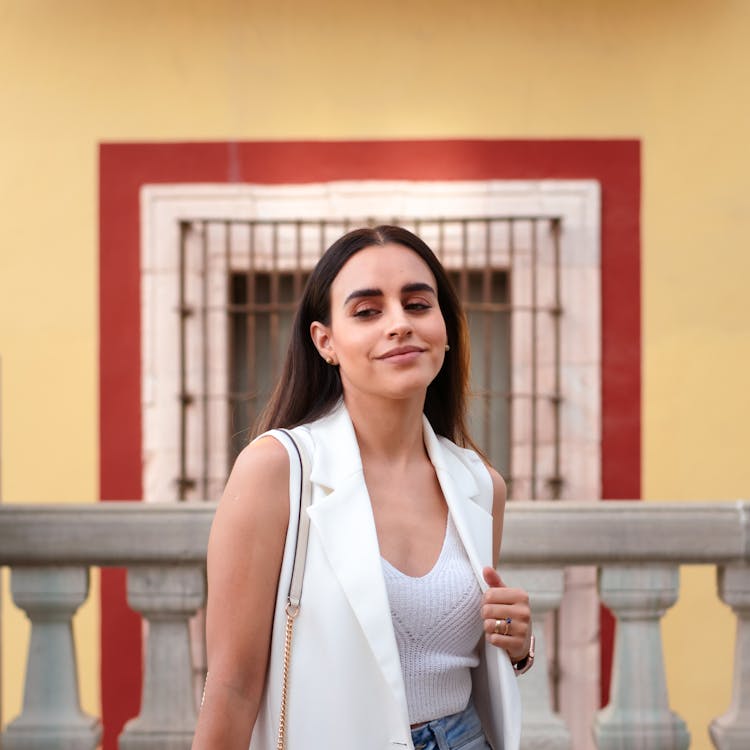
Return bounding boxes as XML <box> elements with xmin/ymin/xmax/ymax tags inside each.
<box><xmin>276</xmin><ymin>603</ymin><xmax>299</xmax><ymax>750</ymax></box>
<box><xmin>274</xmin><ymin>429</ymin><xmax>310</xmax><ymax>750</ymax></box>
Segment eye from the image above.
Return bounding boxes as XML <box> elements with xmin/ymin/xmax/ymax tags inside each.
<box><xmin>404</xmin><ymin>299</ymin><xmax>432</xmax><ymax>312</ymax></box>
<box><xmin>352</xmin><ymin>306</ymin><xmax>381</xmax><ymax>319</ymax></box>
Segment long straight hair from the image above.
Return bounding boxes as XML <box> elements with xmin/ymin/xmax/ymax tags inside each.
<box><xmin>255</xmin><ymin>225</ymin><xmax>475</xmax><ymax>447</ymax></box>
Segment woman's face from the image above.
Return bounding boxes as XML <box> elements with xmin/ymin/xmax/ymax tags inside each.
<box><xmin>311</xmin><ymin>243</ymin><xmax>448</xmax><ymax>403</ymax></box>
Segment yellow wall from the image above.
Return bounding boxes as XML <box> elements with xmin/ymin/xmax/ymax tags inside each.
<box><xmin>1</xmin><ymin>0</ymin><xmax>748</xmax><ymax>745</ymax></box>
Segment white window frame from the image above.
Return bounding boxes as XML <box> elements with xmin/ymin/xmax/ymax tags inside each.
<box><xmin>140</xmin><ymin>179</ymin><xmax>602</xmax><ymax>749</ymax></box>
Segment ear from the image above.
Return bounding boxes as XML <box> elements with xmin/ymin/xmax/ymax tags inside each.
<box><xmin>310</xmin><ymin>321</ymin><xmax>337</xmax><ymax>365</ymax></box>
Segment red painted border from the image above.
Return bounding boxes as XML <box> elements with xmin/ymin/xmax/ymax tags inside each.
<box><xmin>100</xmin><ymin>139</ymin><xmax>640</xmax><ymax>745</ymax></box>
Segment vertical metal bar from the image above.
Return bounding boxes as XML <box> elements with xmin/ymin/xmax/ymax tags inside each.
<box><xmin>530</xmin><ymin>219</ymin><xmax>538</xmax><ymax>499</ymax></box>
<box><xmin>507</xmin><ymin>219</ymin><xmax>515</xmax><ymax>498</ymax></box>
<box><xmin>201</xmin><ymin>222</ymin><xmax>210</xmax><ymax>501</ymax></box>
<box><xmin>270</xmin><ymin>223</ymin><xmax>280</xmax><ymax>378</ymax></box>
<box><xmin>552</xmin><ymin>217</ymin><xmax>563</xmax><ymax>500</ymax></box>
<box><xmin>459</xmin><ymin>220</ymin><xmax>469</xmax><ymax>302</ymax></box>
<box><xmin>225</xmin><ymin>221</ymin><xmax>234</xmax><ymax>476</ymax></box>
<box><xmin>178</xmin><ymin>221</ymin><xmax>189</xmax><ymax>501</ymax></box>
<box><xmin>293</xmin><ymin>220</ymin><xmax>303</xmax><ymax>300</ymax></box>
<box><xmin>550</xmin><ymin>216</ymin><xmax>563</xmax><ymax>710</ymax></box>
<box><xmin>246</xmin><ymin>223</ymin><xmax>257</xmax><ymax>436</ymax></box>
<box><xmin>551</xmin><ymin>218</ymin><xmax>563</xmax><ymax>711</ymax></box>
<box><xmin>482</xmin><ymin>220</ymin><xmax>492</xmax><ymax>458</ymax></box>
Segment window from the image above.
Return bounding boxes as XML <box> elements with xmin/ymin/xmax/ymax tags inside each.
<box><xmin>169</xmin><ymin>214</ymin><xmax>570</xmax><ymax>501</ymax></box>
<box><xmin>140</xmin><ymin>180</ymin><xmax>601</xmax><ymax>718</ymax></box>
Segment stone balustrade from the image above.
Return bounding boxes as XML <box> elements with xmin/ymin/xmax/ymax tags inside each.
<box><xmin>0</xmin><ymin>500</ymin><xmax>748</xmax><ymax>749</ymax></box>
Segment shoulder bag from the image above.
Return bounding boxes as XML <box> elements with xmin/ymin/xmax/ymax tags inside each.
<box><xmin>276</xmin><ymin>429</ymin><xmax>312</xmax><ymax>750</ymax></box>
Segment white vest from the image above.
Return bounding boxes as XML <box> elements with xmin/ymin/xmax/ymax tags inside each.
<box><xmin>250</xmin><ymin>402</ymin><xmax>521</xmax><ymax>750</ymax></box>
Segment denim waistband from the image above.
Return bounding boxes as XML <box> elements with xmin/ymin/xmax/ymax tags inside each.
<box><xmin>410</xmin><ymin>699</ymin><xmax>489</xmax><ymax>750</ymax></box>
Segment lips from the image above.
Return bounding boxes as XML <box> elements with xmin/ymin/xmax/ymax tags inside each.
<box><xmin>377</xmin><ymin>345</ymin><xmax>425</xmax><ymax>360</ymax></box>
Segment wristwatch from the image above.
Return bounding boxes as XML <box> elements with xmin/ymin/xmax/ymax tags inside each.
<box><xmin>512</xmin><ymin>634</ymin><xmax>535</xmax><ymax>676</ymax></box>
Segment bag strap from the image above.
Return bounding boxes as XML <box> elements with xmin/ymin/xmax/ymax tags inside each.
<box><xmin>276</xmin><ymin>428</ymin><xmax>312</xmax><ymax>750</ymax></box>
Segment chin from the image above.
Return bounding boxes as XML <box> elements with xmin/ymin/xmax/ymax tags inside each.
<box><xmin>382</xmin><ymin>377</ymin><xmax>436</xmax><ymax>401</ymax></box>
<box><xmin>344</xmin><ymin>366</ymin><xmax>441</xmax><ymax>401</ymax></box>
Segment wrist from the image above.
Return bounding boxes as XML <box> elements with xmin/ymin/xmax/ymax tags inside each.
<box><xmin>512</xmin><ymin>633</ymin><xmax>535</xmax><ymax>676</ymax></box>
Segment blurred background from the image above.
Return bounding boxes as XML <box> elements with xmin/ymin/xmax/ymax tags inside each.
<box><xmin>1</xmin><ymin>2</ymin><xmax>749</xmax><ymax>749</ymax></box>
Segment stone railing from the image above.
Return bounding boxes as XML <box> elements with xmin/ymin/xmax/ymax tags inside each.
<box><xmin>0</xmin><ymin>500</ymin><xmax>748</xmax><ymax>749</ymax></box>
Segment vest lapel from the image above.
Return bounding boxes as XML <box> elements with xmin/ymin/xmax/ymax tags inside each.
<box><xmin>303</xmin><ymin>402</ymin><xmax>499</xmax><ymax>725</ymax></box>
<box><xmin>421</xmin><ymin>417</ymin><xmax>494</xmax><ymax>589</ymax></box>
<box><xmin>420</xmin><ymin>421</ymin><xmax>522</xmax><ymax>749</ymax></box>
<box><xmin>304</xmin><ymin>403</ymin><xmax>409</xmax><ymax>717</ymax></box>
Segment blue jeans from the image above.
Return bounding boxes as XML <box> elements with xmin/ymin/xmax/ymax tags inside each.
<box><xmin>410</xmin><ymin>700</ymin><xmax>492</xmax><ymax>750</ymax></box>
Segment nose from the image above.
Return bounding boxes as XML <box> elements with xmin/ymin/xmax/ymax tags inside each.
<box><xmin>386</xmin><ymin>307</ymin><xmax>413</xmax><ymax>339</ymax></box>
<box><xmin>388</xmin><ymin>323</ymin><xmax>412</xmax><ymax>338</ymax></box>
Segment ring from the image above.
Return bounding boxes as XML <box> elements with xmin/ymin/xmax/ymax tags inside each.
<box><xmin>493</xmin><ymin>617</ymin><xmax>512</xmax><ymax>636</ymax></box>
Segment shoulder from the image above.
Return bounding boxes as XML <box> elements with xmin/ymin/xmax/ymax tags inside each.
<box><xmin>224</xmin><ymin>434</ymin><xmax>292</xmax><ymax>500</ymax></box>
<box><xmin>486</xmin><ymin>464</ymin><xmax>507</xmax><ymax>517</ymax></box>
<box><xmin>235</xmin><ymin>433</ymin><xmax>291</xmax><ymax>478</ymax></box>
<box><xmin>211</xmin><ymin>435</ymin><xmax>291</xmax><ymax>537</ymax></box>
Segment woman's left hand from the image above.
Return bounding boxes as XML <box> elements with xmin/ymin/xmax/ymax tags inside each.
<box><xmin>481</xmin><ymin>566</ymin><xmax>532</xmax><ymax>664</ymax></box>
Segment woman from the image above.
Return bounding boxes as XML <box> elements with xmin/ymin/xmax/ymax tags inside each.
<box><xmin>193</xmin><ymin>226</ymin><xmax>533</xmax><ymax>750</ymax></box>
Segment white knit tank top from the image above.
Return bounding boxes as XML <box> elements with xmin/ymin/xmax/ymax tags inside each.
<box><xmin>381</xmin><ymin>515</ymin><xmax>483</xmax><ymax>725</ymax></box>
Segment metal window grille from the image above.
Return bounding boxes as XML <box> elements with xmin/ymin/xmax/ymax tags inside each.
<box><xmin>177</xmin><ymin>216</ymin><xmax>562</xmax><ymax>501</ymax></box>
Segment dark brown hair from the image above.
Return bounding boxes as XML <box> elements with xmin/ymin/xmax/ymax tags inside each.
<box><xmin>255</xmin><ymin>225</ymin><xmax>474</xmax><ymax>447</ymax></box>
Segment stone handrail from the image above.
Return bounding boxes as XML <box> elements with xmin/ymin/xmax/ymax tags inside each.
<box><xmin>0</xmin><ymin>500</ymin><xmax>748</xmax><ymax>749</ymax></box>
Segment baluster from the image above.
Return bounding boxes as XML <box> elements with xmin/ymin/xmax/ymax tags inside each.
<box><xmin>505</xmin><ymin>566</ymin><xmax>571</xmax><ymax>750</ymax></box>
<box><xmin>594</xmin><ymin>565</ymin><xmax>690</xmax><ymax>750</ymax></box>
<box><xmin>119</xmin><ymin>565</ymin><xmax>205</xmax><ymax>750</ymax></box>
<box><xmin>710</xmin><ymin>564</ymin><xmax>750</xmax><ymax>749</ymax></box>
<box><xmin>1</xmin><ymin>567</ymin><xmax>101</xmax><ymax>750</ymax></box>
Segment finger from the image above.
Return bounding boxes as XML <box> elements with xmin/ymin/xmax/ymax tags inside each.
<box><xmin>483</xmin><ymin>615</ymin><xmax>513</xmax><ymax>636</ymax></box>
<box><xmin>483</xmin><ymin>585</ymin><xmax>530</xmax><ymax>607</ymax></box>
<box><xmin>481</xmin><ymin>602</ymin><xmax>515</xmax><ymax>621</ymax></box>
<box><xmin>482</xmin><ymin>602</ymin><xmax>531</xmax><ymax>628</ymax></box>
<box><xmin>486</xmin><ymin>632</ymin><xmax>529</xmax><ymax>661</ymax></box>
<box><xmin>483</xmin><ymin>566</ymin><xmax>504</xmax><ymax>588</ymax></box>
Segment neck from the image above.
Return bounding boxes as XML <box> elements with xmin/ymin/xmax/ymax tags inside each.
<box><xmin>343</xmin><ymin>392</ymin><xmax>427</xmax><ymax>465</ymax></box>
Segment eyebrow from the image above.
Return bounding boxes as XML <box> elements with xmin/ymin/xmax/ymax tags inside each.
<box><xmin>343</xmin><ymin>282</ymin><xmax>436</xmax><ymax>306</ymax></box>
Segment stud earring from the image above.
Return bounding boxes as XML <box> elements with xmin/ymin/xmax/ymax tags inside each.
<box><xmin>444</xmin><ymin>344</ymin><xmax>450</xmax><ymax>352</ymax></box>
<box><xmin>326</xmin><ymin>356</ymin><xmax>335</xmax><ymax>365</ymax></box>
